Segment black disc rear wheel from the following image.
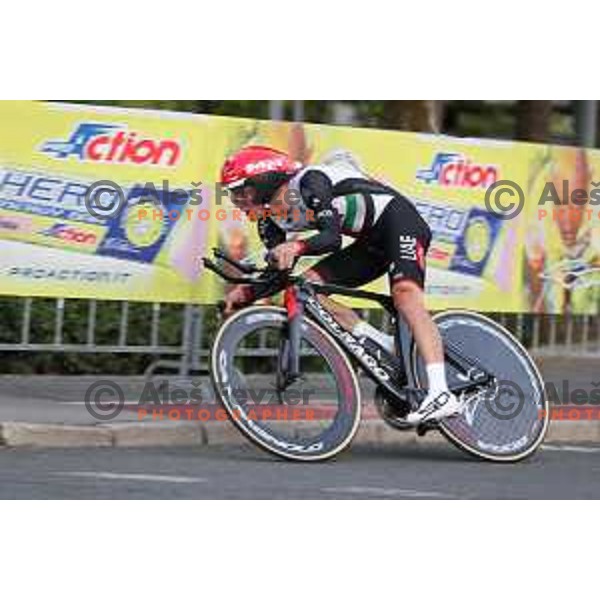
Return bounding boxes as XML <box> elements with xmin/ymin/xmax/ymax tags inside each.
<box><xmin>411</xmin><ymin>310</ymin><xmax>548</xmax><ymax>462</ymax></box>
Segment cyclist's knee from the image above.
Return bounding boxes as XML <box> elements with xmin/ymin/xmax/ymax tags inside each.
<box><xmin>391</xmin><ymin>279</ymin><xmax>424</xmax><ymax>311</ymax></box>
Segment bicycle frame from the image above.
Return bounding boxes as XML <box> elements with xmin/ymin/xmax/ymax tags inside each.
<box><xmin>283</xmin><ymin>278</ymin><xmax>496</xmax><ymax>412</ymax></box>
<box><xmin>202</xmin><ymin>250</ymin><xmax>496</xmax><ymax>413</ymax></box>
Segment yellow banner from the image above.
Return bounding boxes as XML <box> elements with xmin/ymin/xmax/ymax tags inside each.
<box><xmin>209</xmin><ymin>117</ymin><xmax>530</xmax><ymax>311</ymax></box>
<box><xmin>0</xmin><ymin>101</ymin><xmax>217</xmax><ymax>302</ymax></box>
<box><xmin>2</xmin><ymin>101</ymin><xmax>600</xmax><ymax>314</ymax></box>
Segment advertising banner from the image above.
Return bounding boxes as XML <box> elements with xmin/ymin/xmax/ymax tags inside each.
<box><xmin>2</xmin><ymin>101</ymin><xmax>600</xmax><ymax>314</ymax></box>
<box><xmin>208</xmin><ymin>116</ymin><xmax>530</xmax><ymax>311</ymax></box>
<box><xmin>0</xmin><ymin>101</ymin><xmax>216</xmax><ymax>302</ymax></box>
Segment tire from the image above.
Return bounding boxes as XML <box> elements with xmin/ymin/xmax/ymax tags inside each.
<box><xmin>210</xmin><ymin>306</ymin><xmax>362</xmax><ymax>462</ymax></box>
<box><xmin>410</xmin><ymin>310</ymin><xmax>549</xmax><ymax>463</ymax></box>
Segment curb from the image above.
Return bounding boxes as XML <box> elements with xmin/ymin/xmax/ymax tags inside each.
<box><xmin>0</xmin><ymin>422</ymin><xmax>113</xmax><ymax>448</ymax></box>
<box><xmin>544</xmin><ymin>420</ymin><xmax>600</xmax><ymax>444</ymax></box>
<box><xmin>0</xmin><ymin>419</ymin><xmax>598</xmax><ymax>450</ymax></box>
<box><xmin>108</xmin><ymin>422</ymin><xmax>205</xmax><ymax>447</ymax></box>
<box><xmin>0</xmin><ymin>419</ymin><xmax>441</xmax><ymax>449</ymax></box>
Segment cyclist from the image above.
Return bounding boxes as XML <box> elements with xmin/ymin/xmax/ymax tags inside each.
<box><xmin>219</xmin><ymin>145</ymin><xmax>461</xmax><ymax>424</ymax></box>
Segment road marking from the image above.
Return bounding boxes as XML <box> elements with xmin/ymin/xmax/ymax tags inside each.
<box><xmin>55</xmin><ymin>471</ymin><xmax>207</xmax><ymax>484</ymax></box>
<box><xmin>320</xmin><ymin>486</ymin><xmax>455</xmax><ymax>498</ymax></box>
<box><xmin>541</xmin><ymin>444</ymin><xmax>600</xmax><ymax>454</ymax></box>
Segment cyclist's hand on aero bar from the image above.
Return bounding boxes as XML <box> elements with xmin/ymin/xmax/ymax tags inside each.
<box><xmin>223</xmin><ymin>284</ymin><xmax>255</xmax><ymax>317</ymax></box>
<box><xmin>268</xmin><ymin>241</ymin><xmax>303</xmax><ymax>270</ymax></box>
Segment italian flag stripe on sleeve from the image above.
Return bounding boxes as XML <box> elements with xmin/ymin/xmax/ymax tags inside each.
<box><xmin>342</xmin><ymin>195</ymin><xmax>358</xmax><ymax>231</ymax></box>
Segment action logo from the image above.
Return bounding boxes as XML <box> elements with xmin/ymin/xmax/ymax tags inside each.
<box><xmin>39</xmin><ymin>123</ymin><xmax>182</xmax><ymax>167</ymax></box>
<box><xmin>416</xmin><ymin>152</ymin><xmax>498</xmax><ymax>189</ymax></box>
<box><xmin>39</xmin><ymin>223</ymin><xmax>98</xmax><ymax>245</ymax></box>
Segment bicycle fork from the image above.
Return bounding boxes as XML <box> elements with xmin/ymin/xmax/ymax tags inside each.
<box><xmin>279</xmin><ymin>285</ymin><xmax>303</xmax><ymax>388</ymax></box>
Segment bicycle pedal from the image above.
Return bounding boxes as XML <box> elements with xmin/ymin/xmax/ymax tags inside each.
<box><xmin>416</xmin><ymin>420</ymin><xmax>439</xmax><ymax>437</ymax></box>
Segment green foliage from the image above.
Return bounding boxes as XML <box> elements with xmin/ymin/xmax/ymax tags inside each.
<box><xmin>57</xmin><ymin>100</ymin><xmax>579</xmax><ymax>141</ymax></box>
<box><xmin>70</xmin><ymin>100</ymin><xmax>269</xmax><ymax>119</ymax></box>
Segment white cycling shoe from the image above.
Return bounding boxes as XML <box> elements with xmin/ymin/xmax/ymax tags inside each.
<box><xmin>405</xmin><ymin>390</ymin><xmax>463</xmax><ymax>425</ymax></box>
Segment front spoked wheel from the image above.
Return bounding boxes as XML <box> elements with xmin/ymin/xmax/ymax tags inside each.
<box><xmin>411</xmin><ymin>310</ymin><xmax>549</xmax><ymax>462</ymax></box>
<box><xmin>210</xmin><ymin>306</ymin><xmax>362</xmax><ymax>462</ymax></box>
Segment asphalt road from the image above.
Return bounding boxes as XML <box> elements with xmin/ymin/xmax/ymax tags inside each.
<box><xmin>1</xmin><ymin>441</ymin><xmax>599</xmax><ymax>499</ymax></box>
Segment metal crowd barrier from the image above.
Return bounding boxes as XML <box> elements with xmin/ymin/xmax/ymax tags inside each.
<box><xmin>0</xmin><ymin>297</ymin><xmax>206</xmax><ymax>376</ymax></box>
<box><xmin>0</xmin><ymin>297</ymin><xmax>599</xmax><ymax>378</ymax></box>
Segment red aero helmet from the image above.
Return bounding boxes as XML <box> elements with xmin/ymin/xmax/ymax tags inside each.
<box><xmin>220</xmin><ymin>145</ymin><xmax>302</xmax><ymax>191</ymax></box>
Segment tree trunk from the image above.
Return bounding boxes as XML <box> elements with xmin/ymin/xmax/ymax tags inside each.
<box><xmin>381</xmin><ymin>101</ymin><xmax>442</xmax><ymax>133</ymax></box>
<box><xmin>515</xmin><ymin>101</ymin><xmax>553</xmax><ymax>143</ymax></box>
